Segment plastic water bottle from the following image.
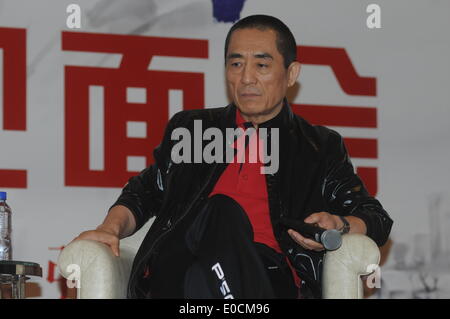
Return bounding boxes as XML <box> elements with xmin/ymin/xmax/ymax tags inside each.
<box><xmin>0</xmin><ymin>191</ymin><xmax>12</xmax><ymax>260</ymax></box>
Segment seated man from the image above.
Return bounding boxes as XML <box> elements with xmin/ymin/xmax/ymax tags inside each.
<box><xmin>72</xmin><ymin>14</ymin><xmax>393</xmax><ymax>299</ymax></box>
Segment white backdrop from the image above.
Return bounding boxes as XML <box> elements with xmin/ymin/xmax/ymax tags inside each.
<box><xmin>1</xmin><ymin>0</ymin><xmax>449</xmax><ymax>298</ymax></box>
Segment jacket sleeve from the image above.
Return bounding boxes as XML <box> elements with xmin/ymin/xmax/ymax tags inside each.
<box><xmin>322</xmin><ymin>129</ymin><xmax>393</xmax><ymax>246</ymax></box>
<box><xmin>109</xmin><ymin>111</ymin><xmax>184</xmax><ymax>234</ymax></box>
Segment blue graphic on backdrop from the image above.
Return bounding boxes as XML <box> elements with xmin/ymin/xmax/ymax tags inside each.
<box><xmin>212</xmin><ymin>0</ymin><xmax>246</xmax><ymax>23</ymax></box>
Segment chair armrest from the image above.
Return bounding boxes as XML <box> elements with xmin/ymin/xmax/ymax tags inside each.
<box><xmin>322</xmin><ymin>234</ymin><xmax>380</xmax><ymax>299</ymax></box>
<box><xmin>58</xmin><ymin>239</ymin><xmax>134</xmax><ymax>299</ymax></box>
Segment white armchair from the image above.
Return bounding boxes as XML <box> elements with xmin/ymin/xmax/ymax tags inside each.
<box><xmin>58</xmin><ymin>219</ymin><xmax>380</xmax><ymax>299</ymax></box>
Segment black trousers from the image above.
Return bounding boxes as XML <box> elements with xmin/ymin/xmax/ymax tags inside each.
<box><xmin>144</xmin><ymin>194</ymin><xmax>298</xmax><ymax>299</ymax></box>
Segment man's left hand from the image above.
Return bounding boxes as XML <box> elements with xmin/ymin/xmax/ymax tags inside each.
<box><xmin>287</xmin><ymin>212</ymin><xmax>343</xmax><ymax>252</ymax></box>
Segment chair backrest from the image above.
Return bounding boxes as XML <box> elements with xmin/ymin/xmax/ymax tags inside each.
<box><xmin>119</xmin><ymin>217</ymin><xmax>155</xmax><ymax>261</ymax></box>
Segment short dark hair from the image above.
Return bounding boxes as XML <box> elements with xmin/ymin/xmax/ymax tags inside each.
<box><xmin>224</xmin><ymin>15</ymin><xmax>297</xmax><ymax>69</ymax></box>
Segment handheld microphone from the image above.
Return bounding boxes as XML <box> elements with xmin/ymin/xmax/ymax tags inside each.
<box><xmin>280</xmin><ymin>217</ymin><xmax>342</xmax><ymax>251</ymax></box>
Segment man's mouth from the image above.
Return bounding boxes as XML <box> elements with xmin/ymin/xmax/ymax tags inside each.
<box><xmin>240</xmin><ymin>92</ymin><xmax>261</xmax><ymax>97</ymax></box>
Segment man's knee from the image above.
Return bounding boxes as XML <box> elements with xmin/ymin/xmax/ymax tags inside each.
<box><xmin>185</xmin><ymin>194</ymin><xmax>254</xmax><ymax>253</ymax></box>
<box><xmin>207</xmin><ymin>194</ymin><xmax>250</xmax><ymax>222</ymax></box>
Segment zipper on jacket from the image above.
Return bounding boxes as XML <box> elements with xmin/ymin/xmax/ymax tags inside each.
<box><xmin>128</xmin><ymin>163</ymin><xmax>223</xmax><ymax>297</ymax></box>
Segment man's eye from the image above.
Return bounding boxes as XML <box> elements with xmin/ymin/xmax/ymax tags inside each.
<box><xmin>231</xmin><ymin>62</ymin><xmax>242</xmax><ymax>67</ymax></box>
<box><xmin>258</xmin><ymin>63</ymin><xmax>268</xmax><ymax>68</ymax></box>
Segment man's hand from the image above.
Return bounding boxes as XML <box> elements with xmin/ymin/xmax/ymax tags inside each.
<box><xmin>287</xmin><ymin>212</ymin><xmax>343</xmax><ymax>252</ymax></box>
<box><xmin>71</xmin><ymin>225</ymin><xmax>121</xmax><ymax>257</ymax></box>
<box><xmin>68</xmin><ymin>205</ymin><xmax>137</xmax><ymax>257</ymax></box>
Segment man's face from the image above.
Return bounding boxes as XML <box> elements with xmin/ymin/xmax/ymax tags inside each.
<box><xmin>225</xmin><ymin>28</ymin><xmax>299</xmax><ymax>123</ymax></box>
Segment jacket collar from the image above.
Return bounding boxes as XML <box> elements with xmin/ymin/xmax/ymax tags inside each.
<box><xmin>221</xmin><ymin>97</ymin><xmax>294</xmax><ymax>130</ymax></box>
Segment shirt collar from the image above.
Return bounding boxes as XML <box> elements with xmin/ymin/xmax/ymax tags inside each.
<box><xmin>234</xmin><ymin>98</ymin><xmax>292</xmax><ymax>129</ymax></box>
<box><xmin>235</xmin><ymin>107</ymin><xmax>251</xmax><ymax>128</ymax></box>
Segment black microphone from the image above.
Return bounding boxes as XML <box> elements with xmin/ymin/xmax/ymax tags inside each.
<box><xmin>280</xmin><ymin>217</ymin><xmax>342</xmax><ymax>251</ymax></box>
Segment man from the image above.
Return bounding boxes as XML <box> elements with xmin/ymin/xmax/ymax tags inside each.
<box><xmin>72</xmin><ymin>15</ymin><xmax>393</xmax><ymax>298</ymax></box>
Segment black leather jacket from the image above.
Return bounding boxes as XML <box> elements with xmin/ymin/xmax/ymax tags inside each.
<box><xmin>112</xmin><ymin>102</ymin><xmax>393</xmax><ymax>298</ymax></box>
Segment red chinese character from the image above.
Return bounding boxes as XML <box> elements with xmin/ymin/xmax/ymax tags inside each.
<box><xmin>63</xmin><ymin>32</ymin><xmax>208</xmax><ymax>187</ymax></box>
<box><xmin>0</xmin><ymin>27</ymin><xmax>27</xmax><ymax>188</ymax></box>
<box><xmin>293</xmin><ymin>46</ymin><xmax>378</xmax><ymax>196</ymax></box>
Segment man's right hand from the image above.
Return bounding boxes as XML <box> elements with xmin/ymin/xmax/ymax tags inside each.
<box><xmin>71</xmin><ymin>225</ymin><xmax>121</xmax><ymax>257</ymax></box>
<box><xmin>68</xmin><ymin>205</ymin><xmax>137</xmax><ymax>257</ymax></box>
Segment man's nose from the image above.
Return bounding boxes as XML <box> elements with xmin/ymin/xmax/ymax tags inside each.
<box><xmin>241</xmin><ymin>63</ymin><xmax>257</xmax><ymax>85</ymax></box>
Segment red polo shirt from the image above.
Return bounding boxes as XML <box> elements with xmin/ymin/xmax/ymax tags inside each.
<box><xmin>209</xmin><ymin>109</ymin><xmax>301</xmax><ymax>288</ymax></box>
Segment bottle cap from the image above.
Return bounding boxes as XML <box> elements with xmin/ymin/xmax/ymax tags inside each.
<box><xmin>0</xmin><ymin>192</ymin><xmax>6</xmax><ymax>200</ymax></box>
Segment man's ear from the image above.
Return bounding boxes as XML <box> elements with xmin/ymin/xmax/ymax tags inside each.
<box><xmin>287</xmin><ymin>61</ymin><xmax>301</xmax><ymax>87</ymax></box>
